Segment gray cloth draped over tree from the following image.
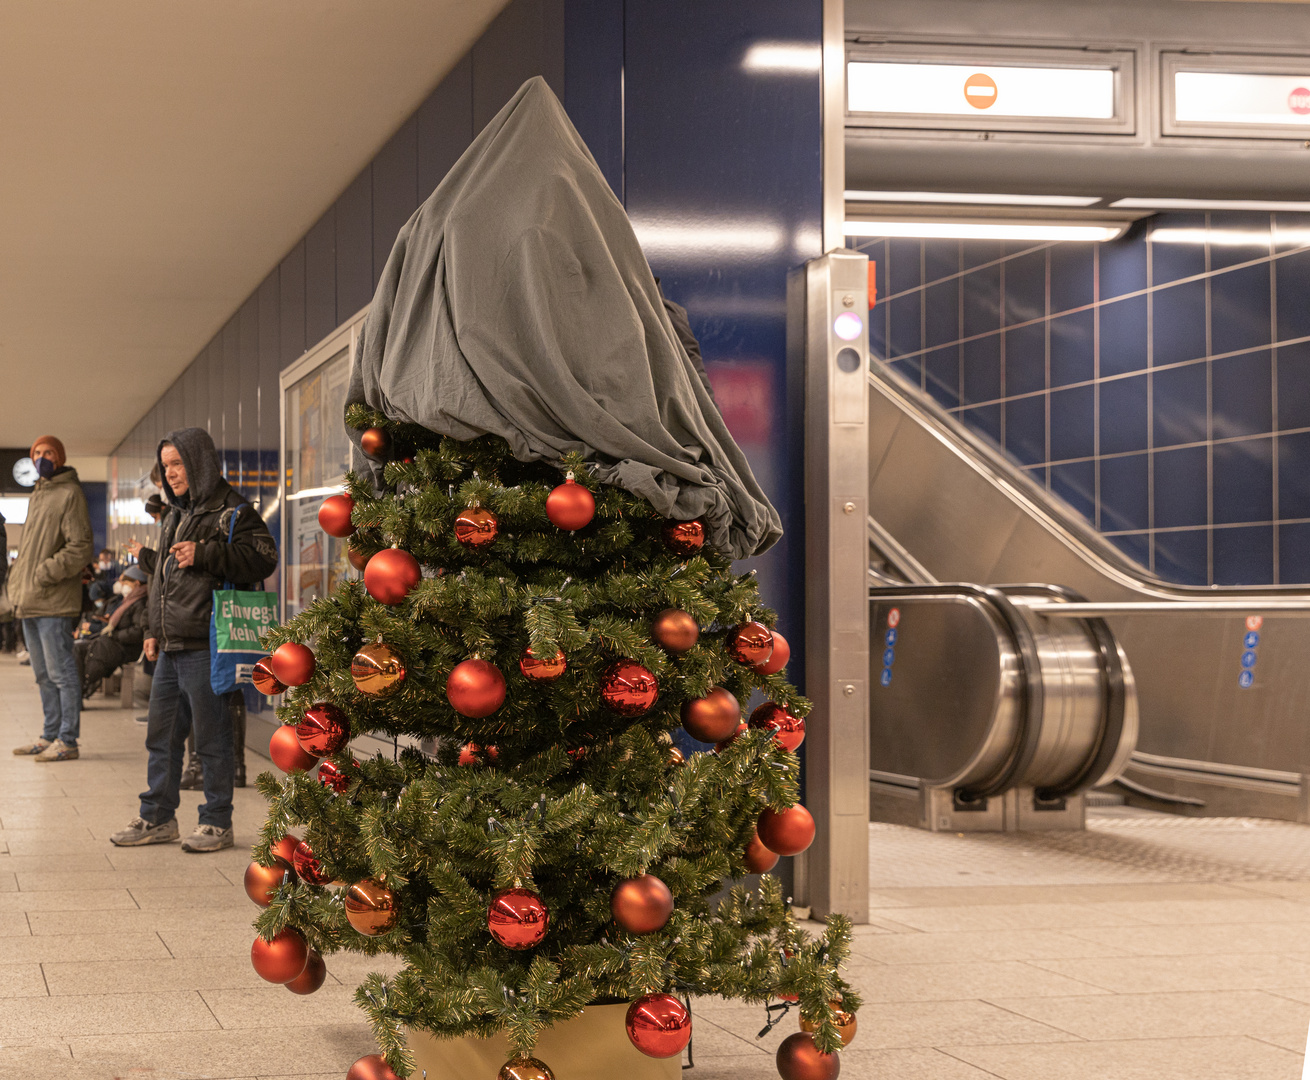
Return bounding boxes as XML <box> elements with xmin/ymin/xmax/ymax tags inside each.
<box><xmin>346</xmin><ymin>76</ymin><xmax>782</xmax><ymax>560</ymax></box>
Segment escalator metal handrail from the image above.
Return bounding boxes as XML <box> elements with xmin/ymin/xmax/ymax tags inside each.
<box><xmin>1022</xmin><ymin>600</ymin><xmax>1310</xmax><ymax>617</ymax></box>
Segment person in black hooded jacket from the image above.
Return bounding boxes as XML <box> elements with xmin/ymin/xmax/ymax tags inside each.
<box><xmin>110</xmin><ymin>427</ymin><xmax>277</xmax><ymax>854</ymax></box>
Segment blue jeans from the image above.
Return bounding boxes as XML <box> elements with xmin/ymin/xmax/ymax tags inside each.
<box><xmin>139</xmin><ymin>649</ymin><xmax>234</xmax><ymax>829</ymax></box>
<box><xmin>21</xmin><ymin>617</ymin><xmax>80</xmax><ymax>747</ymax></box>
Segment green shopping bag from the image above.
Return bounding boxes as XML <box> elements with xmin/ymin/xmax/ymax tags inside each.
<box><xmin>209</xmin><ymin>507</ymin><xmax>279</xmax><ymax>694</ymax></box>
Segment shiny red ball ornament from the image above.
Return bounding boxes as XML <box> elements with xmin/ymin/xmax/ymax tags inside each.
<box><xmin>681</xmin><ymin>686</ymin><xmax>741</xmax><ymax>742</ymax></box>
<box><xmin>250</xmin><ymin>927</ymin><xmax>308</xmax><ymax>984</ymax></box>
<box><xmin>447</xmin><ymin>658</ymin><xmax>507</xmax><ymax>718</ymax></box>
<box><xmin>244</xmin><ymin>858</ymin><xmax>292</xmax><ymax>907</ymax></box>
<box><xmin>715</xmin><ymin>723</ymin><xmax>748</xmax><ymax>752</ymax></box>
<box><xmin>347</xmin><ymin>1054</ymin><xmax>402</xmax><ymax>1080</ymax></box>
<box><xmin>651</xmin><ymin>608</ymin><xmax>699</xmax><ymax>652</ymax></box>
<box><xmin>292</xmin><ymin>839</ymin><xmax>334</xmax><ymax>886</ymax></box>
<box><xmin>776</xmin><ymin>1032</ymin><xmax>841</xmax><ymax>1080</ymax></box>
<box><xmin>347</xmin><ymin>545</ymin><xmax>371</xmax><ymax>572</ymax></box>
<box><xmin>345</xmin><ymin>879</ymin><xmax>399</xmax><ymax>936</ymax></box>
<box><xmin>744</xmin><ymin>832</ymin><xmax>780</xmax><ymax>874</ymax></box>
<box><xmin>359</xmin><ymin>427</ymin><xmax>391</xmax><ymax>459</ymax></box>
<box><xmin>458</xmin><ymin>743</ymin><xmax>498</xmax><ymax>766</ymax></box>
<box><xmin>269</xmin><ymin>641</ymin><xmax>316</xmax><ymax>686</ymax></box>
<box><xmin>610</xmin><ymin>873</ymin><xmax>674</xmax><ymax>935</ymax></box>
<box><xmin>270</xmin><ymin>725</ymin><xmax>319</xmax><ymax>774</ymax></box>
<box><xmin>545</xmin><ymin>477</ymin><xmax>596</xmax><ymax>531</ymax></box>
<box><xmin>727</xmin><ymin>621</ymin><xmax>775</xmax><ymax>666</ymax></box>
<box><xmin>251</xmin><ymin>658</ymin><xmax>286</xmax><ymax>697</ymax></box>
<box><xmin>270</xmin><ymin>834</ymin><xmax>299</xmax><ymax>866</ymax></box>
<box><xmin>364</xmin><ymin>548</ymin><xmax>421</xmax><ymax>605</ymax></box>
<box><xmin>749</xmin><ymin>703</ymin><xmax>807</xmax><ymax>752</ymax></box>
<box><xmin>752</xmin><ymin>630</ymin><xmax>791</xmax><ymax>675</ymax></box>
<box><xmin>454</xmin><ymin>505</ymin><xmax>499</xmax><ymax>548</ymax></box>
<box><xmin>519</xmin><ymin>646</ymin><xmax>567</xmax><ymax>682</ymax></box>
<box><xmin>600</xmin><ymin>660</ymin><xmax>659</xmax><ymax>716</ymax></box>
<box><xmin>662</xmin><ymin>518</ymin><xmax>706</xmax><ymax>556</ymax></box>
<box><xmin>286</xmin><ymin>949</ymin><xmax>327</xmax><ymax>995</ymax></box>
<box><xmin>625</xmin><ymin>993</ymin><xmax>692</xmax><ymax>1058</ymax></box>
<box><xmin>296</xmin><ymin>702</ymin><xmax>350</xmax><ymax>757</ymax></box>
<box><xmin>487</xmin><ymin>887</ymin><xmax>549</xmax><ymax>950</ymax></box>
<box><xmin>316</xmin><ymin>758</ymin><xmax>358</xmax><ymax>794</ymax></box>
<box><xmin>758</xmin><ymin>805</ymin><xmax>817</xmax><ymax>857</ymax></box>
<box><xmin>317</xmin><ymin>493</ymin><xmax>356</xmax><ymax>538</ymax></box>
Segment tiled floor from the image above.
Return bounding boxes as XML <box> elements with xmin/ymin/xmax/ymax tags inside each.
<box><xmin>1</xmin><ymin>652</ymin><xmax>1308</xmax><ymax>1079</ymax></box>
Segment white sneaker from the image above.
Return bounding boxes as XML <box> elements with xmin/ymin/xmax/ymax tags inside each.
<box><xmin>34</xmin><ymin>739</ymin><xmax>79</xmax><ymax>762</ymax></box>
<box><xmin>181</xmin><ymin>824</ymin><xmax>234</xmax><ymax>853</ymax></box>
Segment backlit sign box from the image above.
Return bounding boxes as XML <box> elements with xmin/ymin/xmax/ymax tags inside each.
<box><xmin>848</xmin><ymin>61</ymin><xmax>1116</xmax><ymax>120</ymax></box>
<box><xmin>1175</xmin><ymin>70</ymin><xmax>1310</xmax><ymax>127</ymax></box>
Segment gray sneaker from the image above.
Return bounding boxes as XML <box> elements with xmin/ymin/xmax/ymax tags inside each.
<box><xmin>13</xmin><ymin>738</ymin><xmax>51</xmax><ymax>756</ymax></box>
<box><xmin>110</xmin><ymin>816</ymin><xmax>180</xmax><ymax>846</ymax></box>
<box><xmin>34</xmin><ymin>739</ymin><xmax>79</xmax><ymax>762</ymax></box>
<box><xmin>181</xmin><ymin>824</ymin><xmax>234</xmax><ymax>853</ymax></box>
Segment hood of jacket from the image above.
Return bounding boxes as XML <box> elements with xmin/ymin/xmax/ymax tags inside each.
<box><xmin>158</xmin><ymin>427</ymin><xmax>222</xmax><ymax>508</ymax></box>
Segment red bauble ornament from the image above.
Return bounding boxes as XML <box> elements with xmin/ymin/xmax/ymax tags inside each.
<box><xmin>345</xmin><ymin>879</ymin><xmax>400</xmax><ymax>936</ymax></box>
<box><xmin>269</xmin><ymin>642</ymin><xmax>316</xmax><ymax>686</ymax></box>
<box><xmin>360</xmin><ymin>427</ymin><xmax>391</xmax><ymax>459</ymax></box>
<box><xmin>758</xmin><ymin>805</ymin><xmax>816</xmax><ymax>856</ymax></box>
<box><xmin>715</xmin><ymin>723</ymin><xmax>748</xmax><ymax>752</ymax></box>
<box><xmin>270</xmin><ymin>834</ymin><xmax>299</xmax><ymax>866</ymax></box>
<box><xmin>317</xmin><ymin>758</ymin><xmax>359</xmax><ymax>794</ymax></box>
<box><xmin>600</xmin><ymin>660</ymin><xmax>659</xmax><ymax>716</ymax></box>
<box><xmin>447</xmin><ymin>658</ymin><xmax>507</xmax><ymax>718</ymax></box>
<box><xmin>545</xmin><ymin>478</ymin><xmax>596</xmax><ymax>531</ymax></box>
<box><xmin>244</xmin><ymin>858</ymin><xmax>292</xmax><ymax>907</ymax></box>
<box><xmin>364</xmin><ymin>548</ymin><xmax>421</xmax><ymax>605</ymax></box>
<box><xmin>681</xmin><ymin>686</ymin><xmax>741</xmax><ymax>742</ymax></box>
<box><xmin>251</xmin><ymin>658</ymin><xmax>286</xmax><ymax>697</ymax></box>
<box><xmin>270</xmin><ymin>724</ymin><xmax>319</xmax><ymax>774</ymax></box>
<box><xmin>651</xmin><ymin>608</ymin><xmax>699</xmax><ymax>652</ymax></box>
<box><xmin>458</xmin><ymin>743</ymin><xmax>498</xmax><ymax>766</ymax></box>
<box><xmin>749</xmin><ymin>703</ymin><xmax>806</xmax><ymax>752</ymax></box>
<box><xmin>286</xmin><ymin>949</ymin><xmax>327</xmax><ymax>995</ymax></box>
<box><xmin>519</xmin><ymin>646</ymin><xmax>567</xmax><ymax>682</ymax></box>
<box><xmin>292</xmin><ymin>839</ymin><xmax>334</xmax><ymax>886</ymax></box>
<box><xmin>487</xmin><ymin>887</ymin><xmax>549</xmax><ymax>950</ymax></box>
<box><xmin>625</xmin><ymin>993</ymin><xmax>692</xmax><ymax>1058</ymax></box>
<box><xmin>744</xmin><ymin>832</ymin><xmax>780</xmax><ymax>874</ymax></box>
<box><xmin>317</xmin><ymin>493</ymin><xmax>356</xmax><ymax>538</ymax></box>
<box><xmin>296</xmin><ymin>702</ymin><xmax>350</xmax><ymax>757</ymax></box>
<box><xmin>610</xmin><ymin>874</ymin><xmax>674</xmax><ymax>935</ymax></box>
<box><xmin>776</xmin><ymin>1032</ymin><xmax>841</xmax><ymax>1080</ymax></box>
<box><xmin>454</xmin><ymin>506</ymin><xmax>499</xmax><ymax>548</ymax></box>
<box><xmin>347</xmin><ymin>1054</ymin><xmax>402</xmax><ymax>1080</ymax></box>
<box><xmin>752</xmin><ymin>630</ymin><xmax>791</xmax><ymax>675</ymax></box>
<box><xmin>251</xmin><ymin>927</ymin><xmax>308</xmax><ymax>984</ymax></box>
<box><xmin>727</xmin><ymin>621</ymin><xmax>775</xmax><ymax>666</ymax></box>
<box><xmin>347</xmin><ymin>545</ymin><xmax>371</xmax><ymax>572</ymax></box>
<box><xmin>662</xmin><ymin>519</ymin><xmax>706</xmax><ymax>556</ymax></box>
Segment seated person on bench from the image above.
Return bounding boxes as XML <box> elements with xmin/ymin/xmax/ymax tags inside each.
<box><xmin>76</xmin><ymin>567</ymin><xmax>149</xmax><ymax>700</ymax></box>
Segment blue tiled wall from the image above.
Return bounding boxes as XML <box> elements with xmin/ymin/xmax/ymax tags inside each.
<box><xmin>855</xmin><ymin>212</ymin><xmax>1310</xmax><ymax>586</ymax></box>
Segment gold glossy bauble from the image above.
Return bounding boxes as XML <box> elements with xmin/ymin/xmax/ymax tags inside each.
<box><xmin>519</xmin><ymin>646</ymin><xmax>567</xmax><ymax>682</ymax></box>
<box><xmin>454</xmin><ymin>505</ymin><xmax>499</xmax><ymax>548</ymax></box>
<box><xmin>667</xmin><ymin>746</ymin><xmax>686</xmax><ymax>766</ymax></box>
<box><xmin>800</xmin><ymin>1003</ymin><xmax>857</xmax><ymax>1047</ymax></box>
<box><xmin>651</xmin><ymin>608</ymin><xmax>699</xmax><ymax>652</ymax></box>
<box><xmin>345</xmin><ymin>879</ymin><xmax>400</xmax><ymax>935</ymax></box>
<box><xmin>351</xmin><ymin>641</ymin><xmax>406</xmax><ymax>696</ymax></box>
<box><xmin>776</xmin><ymin>1032</ymin><xmax>841</xmax><ymax>1080</ymax></box>
<box><xmin>498</xmin><ymin>1057</ymin><xmax>554</xmax><ymax>1080</ymax></box>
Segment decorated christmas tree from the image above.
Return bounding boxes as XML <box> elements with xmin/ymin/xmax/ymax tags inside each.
<box><xmin>243</xmin><ymin>77</ymin><xmax>858</xmax><ymax>1080</ymax></box>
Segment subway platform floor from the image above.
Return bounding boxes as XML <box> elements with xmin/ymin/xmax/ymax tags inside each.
<box><xmin>0</xmin><ymin>651</ymin><xmax>1308</xmax><ymax>1080</ymax></box>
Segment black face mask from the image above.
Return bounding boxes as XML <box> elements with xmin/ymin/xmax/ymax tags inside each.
<box><xmin>35</xmin><ymin>457</ymin><xmax>55</xmax><ymax>479</ymax></box>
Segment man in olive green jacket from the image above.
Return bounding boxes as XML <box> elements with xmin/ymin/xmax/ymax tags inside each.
<box><xmin>9</xmin><ymin>436</ymin><xmax>94</xmax><ymax>761</ymax></box>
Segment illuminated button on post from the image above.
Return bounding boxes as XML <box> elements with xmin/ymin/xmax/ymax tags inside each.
<box><xmin>832</xmin><ymin>311</ymin><xmax>863</xmax><ymax>341</ymax></box>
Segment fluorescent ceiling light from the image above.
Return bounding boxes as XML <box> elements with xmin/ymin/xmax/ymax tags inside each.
<box><xmin>743</xmin><ymin>43</ymin><xmax>821</xmax><ymax>73</ymax></box>
<box><xmin>847</xmin><ymin>190</ymin><xmax>1102</xmax><ymax>207</ymax></box>
<box><xmin>845</xmin><ymin>219</ymin><xmax>1127</xmax><ymax>242</ymax></box>
<box><xmin>1149</xmin><ymin>226</ymin><xmax>1310</xmax><ymax>247</ymax></box>
<box><xmin>288</xmin><ymin>485</ymin><xmax>345</xmax><ymax>501</ymax></box>
<box><xmin>1112</xmin><ymin>197</ymin><xmax>1310</xmax><ymax>212</ymax></box>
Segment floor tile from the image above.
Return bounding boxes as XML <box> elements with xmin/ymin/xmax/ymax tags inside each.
<box><xmin>871</xmin><ymin>902</ymin><xmax>1147</xmax><ymax>933</ymax></box>
<box><xmin>1064</xmin><ymin>921</ymin><xmax>1310</xmax><ymax>957</ymax></box>
<box><xmin>43</xmin><ymin>957</ymin><xmax>265</xmax><ymax>995</ymax></box>
<box><xmin>1027</xmin><ymin>952</ymin><xmax>1310</xmax><ymax>993</ymax></box>
<box><xmin>853</xmin><ymin>960</ymin><xmax>1111</xmax><ymax>1002</ymax></box>
<box><xmin>852</xmin><ymin>928</ymin><xmax>1134</xmax><ymax>964</ymax></box>
<box><xmin>0</xmin><ymin>990</ymin><xmax>218</xmax><ymax>1039</ymax></box>
<box><xmin>0</xmin><ymin>932</ymin><xmax>171</xmax><ymax>963</ymax></box>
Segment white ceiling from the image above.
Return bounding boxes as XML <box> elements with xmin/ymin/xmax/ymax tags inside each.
<box><xmin>0</xmin><ymin>0</ymin><xmax>509</xmax><ymax>460</ymax></box>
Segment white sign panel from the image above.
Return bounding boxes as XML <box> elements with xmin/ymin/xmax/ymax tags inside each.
<box><xmin>848</xmin><ymin>61</ymin><xmax>1116</xmax><ymax>119</ymax></box>
<box><xmin>1175</xmin><ymin>70</ymin><xmax>1310</xmax><ymax>127</ymax></box>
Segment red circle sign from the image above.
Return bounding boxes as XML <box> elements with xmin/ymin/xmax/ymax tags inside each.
<box><xmin>1246</xmin><ymin>615</ymin><xmax>1264</xmax><ymax>631</ymax></box>
<box><xmin>964</xmin><ymin>73</ymin><xmax>998</xmax><ymax>110</ymax></box>
<box><xmin>1290</xmin><ymin>88</ymin><xmax>1310</xmax><ymax>116</ymax></box>
<box><xmin>888</xmin><ymin>608</ymin><xmax>901</xmax><ymax>628</ymax></box>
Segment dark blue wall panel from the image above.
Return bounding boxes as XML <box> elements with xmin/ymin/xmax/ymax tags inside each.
<box><xmin>278</xmin><ymin>241</ymin><xmax>306</xmax><ymax>366</ymax></box>
<box><xmin>335</xmin><ymin>168</ymin><xmax>374</xmax><ymax>320</ymax></box>
<box><xmin>473</xmin><ymin>0</ymin><xmax>565</xmax><ymax>131</ymax></box>
<box><xmin>372</xmin><ymin>117</ymin><xmax>419</xmax><ymax>284</ymax></box>
<box><xmin>417</xmin><ymin>56</ymin><xmax>474</xmax><ymax>200</ymax></box>
<box><xmin>564</xmin><ymin>0</ymin><xmax>624</xmax><ymax>198</ymax></box>
<box><xmin>304</xmin><ymin>208</ymin><xmax>337</xmax><ymax>347</ymax></box>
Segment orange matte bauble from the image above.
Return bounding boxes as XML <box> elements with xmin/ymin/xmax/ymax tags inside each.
<box><xmin>752</xmin><ymin>630</ymin><xmax>791</xmax><ymax>675</ymax></box>
<box><xmin>270</xmin><ymin>724</ymin><xmax>319</xmax><ymax>774</ymax></box>
<box><xmin>727</xmin><ymin>621</ymin><xmax>775</xmax><ymax>666</ymax></box>
<box><xmin>681</xmin><ymin>686</ymin><xmax>741</xmax><ymax>742</ymax></box>
<box><xmin>250</xmin><ymin>927</ymin><xmax>309</xmax><ymax>984</ymax></box>
<box><xmin>251</xmin><ymin>658</ymin><xmax>286</xmax><ymax>697</ymax></box>
<box><xmin>487</xmin><ymin>887</ymin><xmax>550</xmax><ymax>950</ymax></box>
<box><xmin>269</xmin><ymin>641</ymin><xmax>316</xmax><ymax>686</ymax></box>
<box><xmin>625</xmin><ymin>993</ymin><xmax>692</xmax><ymax>1058</ymax></box>
<box><xmin>359</xmin><ymin>427</ymin><xmax>391</xmax><ymax>458</ymax></box>
<box><xmin>347</xmin><ymin>545</ymin><xmax>371</xmax><ymax>572</ymax></box>
<box><xmin>498</xmin><ymin>1057</ymin><xmax>554</xmax><ymax>1080</ymax></box>
<box><xmin>599</xmin><ymin>660</ymin><xmax>659</xmax><ymax>716</ymax></box>
<box><xmin>519</xmin><ymin>646</ymin><xmax>567</xmax><ymax>682</ymax></box>
<box><xmin>454</xmin><ymin>505</ymin><xmax>500</xmax><ymax>548</ymax></box>
<box><xmin>611</xmin><ymin>873</ymin><xmax>674</xmax><ymax>935</ymax></box>
<box><xmin>348</xmin><ymin>1054</ymin><xmax>402</xmax><ymax>1080</ymax></box>
<box><xmin>776</xmin><ymin>1032</ymin><xmax>841</xmax><ymax>1080</ymax></box>
<box><xmin>317</xmin><ymin>492</ymin><xmax>356</xmax><ymax>538</ymax></box>
<box><xmin>662</xmin><ymin>518</ymin><xmax>706</xmax><ymax>556</ymax></box>
<box><xmin>291</xmin><ymin>839</ymin><xmax>334</xmax><ymax>886</ymax></box>
<box><xmin>296</xmin><ymin>702</ymin><xmax>350</xmax><ymax>757</ymax></box>
<box><xmin>447</xmin><ymin>658</ymin><xmax>507</xmax><ymax>717</ymax></box>
<box><xmin>715</xmin><ymin>723</ymin><xmax>748</xmax><ymax>752</ymax></box>
<box><xmin>285</xmin><ymin>949</ymin><xmax>327</xmax><ymax>995</ymax></box>
<box><xmin>345</xmin><ymin>879</ymin><xmax>400</xmax><ymax>936</ymax></box>
<box><xmin>364</xmin><ymin>548</ymin><xmax>422</xmax><ymax>605</ymax></box>
<box><xmin>545</xmin><ymin>478</ymin><xmax>596</xmax><ymax>531</ymax></box>
<box><xmin>744</xmin><ymin>832</ymin><xmax>780</xmax><ymax>874</ymax></box>
<box><xmin>651</xmin><ymin>608</ymin><xmax>699</xmax><ymax>652</ymax></box>
<box><xmin>270</xmin><ymin>834</ymin><xmax>299</xmax><ymax>866</ymax></box>
<box><xmin>749</xmin><ymin>703</ymin><xmax>806</xmax><ymax>752</ymax></box>
<box><xmin>244</xmin><ymin>858</ymin><xmax>292</xmax><ymax>907</ymax></box>
<box><xmin>758</xmin><ymin>805</ymin><xmax>816</xmax><ymax>857</ymax></box>
<box><xmin>800</xmin><ymin>1002</ymin><xmax>858</xmax><ymax>1047</ymax></box>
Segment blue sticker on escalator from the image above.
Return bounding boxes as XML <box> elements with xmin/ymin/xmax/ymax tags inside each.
<box><xmin>1239</xmin><ymin>669</ymin><xmax>1254</xmax><ymax>688</ymax></box>
<box><xmin>879</xmin><ymin>667</ymin><xmax>892</xmax><ymax>687</ymax></box>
